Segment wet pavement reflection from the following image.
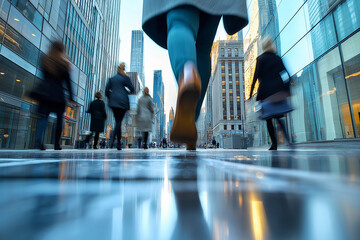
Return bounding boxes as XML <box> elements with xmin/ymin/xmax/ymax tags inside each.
<box><xmin>0</xmin><ymin>149</ymin><xmax>359</xmax><ymax>240</ymax></box>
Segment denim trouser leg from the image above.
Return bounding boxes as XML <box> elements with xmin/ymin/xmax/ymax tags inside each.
<box><xmin>35</xmin><ymin>117</ymin><xmax>48</xmax><ymax>145</ymax></box>
<box><xmin>167</xmin><ymin>7</ymin><xmax>199</xmax><ymax>80</ymax></box>
<box><xmin>167</xmin><ymin>7</ymin><xmax>221</xmax><ymax>121</ymax></box>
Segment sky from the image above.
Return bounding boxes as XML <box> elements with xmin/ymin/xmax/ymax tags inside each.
<box><xmin>119</xmin><ymin>0</ymin><xmax>228</xmax><ymax>121</ymax></box>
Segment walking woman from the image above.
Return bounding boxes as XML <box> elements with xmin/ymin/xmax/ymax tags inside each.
<box><xmin>249</xmin><ymin>37</ymin><xmax>292</xmax><ymax>150</ymax></box>
<box><xmin>136</xmin><ymin>87</ymin><xmax>154</xmax><ymax>149</ymax></box>
<box><xmin>32</xmin><ymin>41</ymin><xmax>74</xmax><ymax>150</ymax></box>
<box><xmin>142</xmin><ymin>0</ymin><xmax>248</xmax><ymax>150</ymax></box>
<box><xmin>105</xmin><ymin>63</ymin><xmax>135</xmax><ymax>150</ymax></box>
<box><xmin>84</xmin><ymin>92</ymin><xmax>107</xmax><ymax>149</ymax></box>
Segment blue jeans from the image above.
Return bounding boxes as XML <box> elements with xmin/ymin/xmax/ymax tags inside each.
<box><xmin>167</xmin><ymin>6</ymin><xmax>221</xmax><ymax>120</ymax></box>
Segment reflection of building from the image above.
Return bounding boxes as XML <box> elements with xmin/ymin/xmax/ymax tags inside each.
<box><xmin>209</xmin><ymin>39</ymin><xmax>246</xmax><ymax>148</ymax></box>
<box><xmin>0</xmin><ymin>0</ymin><xmax>121</xmax><ymax>149</ymax></box>
<box><xmin>153</xmin><ymin>70</ymin><xmax>165</xmax><ymax>141</ymax></box>
<box><xmin>130</xmin><ymin>30</ymin><xmax>145</xmax><ymax>86</ymax></box>
<box><xmin>167</xmin><ymin>107</ymin><xmax>174</xmax><ymax>141</ymax></box>
<box><xmin>244</xmin><ymin>0</ymin><xmax>360</xmax><ymax>146</ymax></box>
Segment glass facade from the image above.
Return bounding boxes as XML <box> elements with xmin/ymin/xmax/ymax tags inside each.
<box><xmin>245</xmin><ymin>0</ymin><xmax>360</xmax><ymax>146</ymax></box>
<box><xmin>0</xmin><ymin>0</ymin><xmax>122</xmax><ymax>149</ymax></box>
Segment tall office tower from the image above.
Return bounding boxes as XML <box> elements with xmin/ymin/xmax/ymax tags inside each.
<box><xmin>130</xmin><ymin>30</ymin><xmax>145</xmax><ymax>86</ymax></box>
<box><xmin>153</xmin><ymin>70</ymin><xmax>165</xmax><ymax>141</ymax></box>
<box><xmin>243</xmin><ymin>0</ymin><xmax>360</xmax><ymax>147</ymax></box>
<box><xmin>167</xmin><ymin>107</ymin><xmax>174</xmax><ymax>141</ymax></box>
<box><xmin>0</xmin><ymin>0</ymin><xmax>122</xmax><ymax>149</ymax></box>
<box><xmin>209</xmin><ymin>39</ymin><xmax>246</xmax><ymax>148</ymax></box>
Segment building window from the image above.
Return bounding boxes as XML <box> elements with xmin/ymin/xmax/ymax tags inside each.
<box><xmin>224</xmin><ymin>125</ymin><xmax>227</xmax><ymax>130</ymax></box>
<box><xmin>238</xmin><ymin>125</ymin><xmax>242</xmax><ymax>130</ymax></box>
<box><xmin>231</xmin><ymin>125</ymin><xmax>234</xmax><ymax>130</ymax></box>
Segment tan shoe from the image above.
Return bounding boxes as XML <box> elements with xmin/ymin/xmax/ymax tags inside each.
<box><xmin>170</xmin><ymin>62</ymin><xmax>201</xmax><ymax>150</ymax></box>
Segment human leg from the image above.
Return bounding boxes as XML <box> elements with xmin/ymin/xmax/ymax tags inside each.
<box><xmin>35</xmin><ymin>103</ymin><xmax>50</xmax><ymax>150</ymax></box>
<box><xmin>195</xmin><ymin>13</ymin><xmax>221</xmax><ymax>120</ymax></box>
<box><xmin>54</xmin><ymin>105</ymin><xmax>65</xmax><ymax>150</ymax></box>
<box><xmin>93</xmin><ymin>131</ymin><xmax>99</xmax><ymax>148</ymax></box>
<box><xmin>143</xmin><ymin>132</ymin><xmax>149</xmax><ymax>149</ymax></box>
<box><xmin>276</xmin><ymin>117</ymin><xmax>291</xmax><ymax>145</ymax></box>
<box><xmin>167</xmin><ymin>7</ymin><xmax>199</xmax><ymax>80</ymax></box>
<box><xmin>266</xmin><ymin>118</ymin><xmax>277</xmax><ymax>150</ymax></box>
<box><xmin>112</xmin><ymin>108</ymin><xmax>126</xmax><ymax>150</ymax></box>
<box><xmin>167</xmin><ymin>7</ymin><xmax>202</xmax><ymax>150</ymax></box>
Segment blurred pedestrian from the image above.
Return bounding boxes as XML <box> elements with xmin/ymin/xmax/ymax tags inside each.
<box><xmin>84</xmin><ymin>92</ymin><xmax>107</xmax><ymax>149</ymax></box>
<box><xmin>106</xmin><ymin>63</ymin><xmax>135</xmax><ymax>150</ymax></box>
<box><xmin>100</xmin><ymin>139</ymin><xmax>106</xmax><ymax>149</ymax></box>
<box><xmin>212</xmin><ymin>139</ymin><xmax>216</xmax><ymax>148</ymax></box>
<box><xmin>142</xmin><ymin>0</ymin><xmax>248</xmax><ymax>150</ymax></box>
<box><xmin>31</xmin><ymin>41</ymin><xmax>74</xmax><ymax>150</ymax></box>
<box><xmin>249</xmin><ymin>37</ymin><xmax>292</xmax><ymax>150</ymax></box>
<box><xmin>162</xmin><ymin>138</ymin><xmax>167</xmax><ymax>148</ymax></box>
<box><xmin>136</xmin><ymin>87</ymin><xmax>154</xmax><ymax>149</ymax></box>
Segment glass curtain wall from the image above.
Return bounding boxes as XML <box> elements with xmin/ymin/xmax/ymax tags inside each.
<box><xmin>245</xmin><ymin>0</ymin><xmax>360</xmax><ymax>146</ymax></box>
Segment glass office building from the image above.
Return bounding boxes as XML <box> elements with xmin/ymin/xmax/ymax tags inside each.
<box><xmin>0</xmin><ymin>0</ymin><xmax>121</xmax><ymax>149</ymax></box>
<box><xmin>245</xmin><ymin>0</ymin><xmax>360</xmax><ymax>146</ymax></box>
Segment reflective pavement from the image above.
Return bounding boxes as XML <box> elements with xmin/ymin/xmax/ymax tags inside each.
<box><xmin>0</xmin><ymin>148</ymin><xmax>359</xmax><ymax>240</ymax></box>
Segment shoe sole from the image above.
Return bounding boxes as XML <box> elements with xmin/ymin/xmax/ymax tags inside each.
<box><xmin>170</xmin><ymin>84</ymin><xmax>200</xmax><ymax>144</ymax></box>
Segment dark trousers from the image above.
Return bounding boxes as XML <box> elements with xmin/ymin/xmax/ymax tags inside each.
<box><xmin>84</xmin><ymin>131</ymin><xmax>100</xmax><ymax>147</ymax></box>
<box><xmin>266</xmin><ymin>117</ymin><xmax>290</xmax><ymax>147</ymax></box>
<box><xmin>35</xmin><ymin>102</ymin><xmax>65</xmax><ymax>148</ymax></box>
<box><xmin>111</xmin><ymin>107</ymin><xmax>127</xmax><ymax>147</ymax></box>
<box><xmin>143</xmin><ymin>132</ymin><xmax>149</xmax><ymax>148</ymax></box>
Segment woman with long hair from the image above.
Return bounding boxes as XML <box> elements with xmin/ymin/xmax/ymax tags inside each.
<box><xmin>249</xmin><ymin>37</ymin><xmax>292</xmax><ymax>150</ymax></box>
<box><xmin>142</xmin><ymin>0</ymin><xmax>248</xmax><ymax>150</ymax></box>
<box><xmin>84</xmin><ymin>92</ymin><xmax>107</xmax><ymax>149</ymax></box>
<box><xmin>33</xmin><ymin>41</ymin><xmax>74</xmax><ymax>150</ymax></box>
<box><xmin>136</xmin><ymin>87</ymin><xmax>154</xmax><ymax>149</ymax></box>
<box><xmin>105</xmin><ymin>63</ymin><xmax>135</xmax><ymax>150</ymax></box>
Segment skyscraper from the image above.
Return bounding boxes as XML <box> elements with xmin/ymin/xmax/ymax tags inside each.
<box><xmin>0</xmin><ymin>0</ymin><xmax>122</xmax><ymax>149</ymax></box>
<box><xmin>130</xmin><ymin>30</ymin><xmax>145</xmax><ymax>86</ymax></box>
<box><xmin>153</xmin><ymin>70</ymin><xmax>165</xmax><ymax>140</ymax></box>
<box><xmin>209</xmin><ymin>39</ymin><xmax>246</xmax><ymax>148</ymax></box>
<box><xmin>244</xmin><ymin>0</ymin><xmax>360</xmax><ymax>147</ymax></box>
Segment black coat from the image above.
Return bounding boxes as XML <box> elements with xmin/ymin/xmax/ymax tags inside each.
<box><xmin>87</xmin><ymin>99</ymin><xmax>107</xmax><ymax>132</ymax></box>
<box><xmin>250</xmin><ymin>52</ymin><xmax>290</xmax><ymax>101</ymax></box>
<box><xmin>31</xmin><ymin>60</ymin><xmax>73</xmax><ymax>105</ymax></box>
<box><xmin>105</xmin><ymin>74</ymin><xmax>135</xmax><ymax>110</ymax></box>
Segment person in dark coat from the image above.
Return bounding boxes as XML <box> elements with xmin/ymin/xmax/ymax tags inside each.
<box><xmin>105</xmin><ymin>63</ymin><xmax>135</xmax><ymax>150</ymax></box>
<box><xmin>84</xmin><ymin>92</ymin><xmax>107</xmax><ymax>149</ymax></box>
<box><xmin>33</xmin><ymin>41</ymin><xmax>74</xmax><ymax>150</ymax></box>
<box><xmin>249</xmin><ymin>37</ymin><xmax>291</xmax><ymax>150</ymax></box>
<box><xmin>142</xmin><ymin>0</ymin><xmax>248</xmax><ymax>150</ymax></box>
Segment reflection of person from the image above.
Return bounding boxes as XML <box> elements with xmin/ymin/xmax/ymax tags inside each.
<box><xmin>105</xmin><ymin>63</ymin><xmax>135</xmax><ymax>150</ymax></box>
<box><xmin>84</xmin><ymin>92</ymin><xmax>107</xmax><ymax>149</ymax></box>
<box><xmin>33</xmin><ymin>41</ymin><xmax>74</xmax><ymax>150</ymax></box>
<box><xmin>136</xmin><ymin>87</ymin><xmax>154</xmax><ymax>149</ymax></box>
<box><xmin>249</xmin><ymin>37</ymin><xmax>291</xmax><ymax>150</ymax></box>
<box><xmin>143</xmin><ymin>1</ymin><xmax>248</xmax><ymax>150</ymax></box>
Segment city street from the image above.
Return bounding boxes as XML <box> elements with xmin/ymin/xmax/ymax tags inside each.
<box><xmin>0</xmin><ymin>147</ymin><xmax>360</xmax><ymax>240</ymax></box>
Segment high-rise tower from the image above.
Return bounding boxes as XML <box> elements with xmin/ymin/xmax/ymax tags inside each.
<box><xmin>130</xmin><ymin>30</ymin><xmax>145</xmax><ymax>86</ymax></box>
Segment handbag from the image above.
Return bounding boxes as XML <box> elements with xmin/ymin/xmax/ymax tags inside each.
<box><xmin>257</xmin><ymin>98</ymin><xmax>293</xmax><ymax>120</ymax></box>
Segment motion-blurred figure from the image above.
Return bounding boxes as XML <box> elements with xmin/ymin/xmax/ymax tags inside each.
<box><xmin>249</xmin><ymin>37</ymin><xmax>292</xmax><ymax>150</ymax></box>
<box><xmin>136</xmin><ymin>87</ymin><xmax>154</xmax><ymax>149</ymax></box>
<box><xmin>31</xmin><ymin>41</ymin><xmax>74</xmax><ymax>150</ymax></box>
<box><xmin>106</xmin><ymin>63</ymin><xmax>135</xmax><ymax>150</ymax></box>
<box><xmin>84</xmin><ymin>92</ymin><xmax>107</xmax><ymax>149</ymax></box>
<box><xmin>142</xmin><ymin>0</ymin><xmax>248</xmax><ymax>150</ymax></box>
